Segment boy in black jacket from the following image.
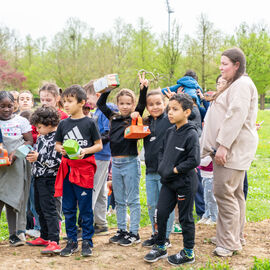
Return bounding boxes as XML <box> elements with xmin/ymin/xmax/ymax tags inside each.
<box><xmin>144</xmin><ymin>93</ymin><xmax>200</xmax><ymax>266</ymax></box>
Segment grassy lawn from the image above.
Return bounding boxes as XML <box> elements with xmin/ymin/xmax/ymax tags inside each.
<box><xmin>1</xmin><ymin>110</ymin><xmax>270</xmax><ymax>241</ymax></box>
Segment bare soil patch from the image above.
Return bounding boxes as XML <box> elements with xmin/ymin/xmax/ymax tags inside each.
<box><xmin>0</xmin><ymin>220</ymin><xmax>269</xmax><ymax>270</ymax></box>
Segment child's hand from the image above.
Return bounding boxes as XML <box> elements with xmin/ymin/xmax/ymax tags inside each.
<box><xmin>8</xmin><ymin>151</ymin><xmax>17</xmax><ymax>165</ymax></box>
<box><xmin>164</xmin><ymin>87</ymin><xmax>175</xmax><ymax>99</ymax></box>
<box><xmin>138</xmin><ymin>72</ymin><xmax>149</xmax><ymax>89</ymax></box>
<box><xmin>256</xmin><ymin>121</ymin><xmax>263</xmax><ymax>131</ymax></box>
<box><xmin>0</xmin><ymin>146</ymin><xmax>3</xmax><ymax>154</ymax></box>
<box><xmin>107</xmin><ymin>180</ymin><xmax>112</xmax><ymax>190</ymax></box>
<box><xmin>196</xmin><ymin>88</ymin><xmax>204</xmax><ymax>99</ymax></box>
<box><xmin>78</xmin><ymin>149</ymin><xmax>86</xmax><ymax>159</ymax></box>
<box><xmin>26</xmin><ymin>151</ymin><xmax>39</xmax><ymax>163</ymax></box>
<box><xmin>173</xmin><ymin>167</ymin><xmax>178</xmax><ymax>174</ymax></box>
<box><xmin>177</xmin><ymin>86</ymin><xmax>184</xmax><ymax>94</ymax></box>
<box><xmin>59</xmin><ymin>146</ymin><xmax>67</xmax><ymax>156</ymax></box>
<box><xmin>130</xmin><ymin>111</ymin><xmax>140</xmax><ymax>119</ymax></box>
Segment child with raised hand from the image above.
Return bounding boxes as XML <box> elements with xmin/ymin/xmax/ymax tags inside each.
<box><xmin>83</xmin><ymin>81</ymin><xmax>118</xmax><ymax>235</ymax></box>
<box><xmin>97</xmin><ymin>82</ymin><xmax>147</xmax><ymax>246</ymax></box>
<box><xmin>133</xmin><ymin>73</ymin><xmax>175</xmax><ymax>248</ymax></box>
<box><xmin>39</xmin><ymin>82</ymin><xmax>68</xmax><ymax>120</ymax></box>
<box><xmin>0</xmin><ymin>91</ymin><xmax>33</xmax><ymax>247</ymax></box>
<box><xmin>144</xmin><ymin>93</ymin><xmax>200</xmax><ymax>266</ymax></box>
<box><xmin>54</xmin><ymin>85</ymin><xmax>102</xmax><ymax>257</ymax></box>
<box><xmin>26</xmin><ymin>106</ymin><xmax>62</xmax><ymax>254</ymax></box>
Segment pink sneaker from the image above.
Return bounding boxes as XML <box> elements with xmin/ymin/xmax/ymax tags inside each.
<box><xmin>41</xmin><ymin>241</ymin><xmax>61</xmax><ymax>255</ymax></box>
<box><xmin>26</xmin><ymin>237</ymin><xmax>49</xmax><ymax>246</ymax></box>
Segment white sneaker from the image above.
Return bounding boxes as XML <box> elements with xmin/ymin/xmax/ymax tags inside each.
<box><xmin>26</xmin><ymin>229</ymin><xmax>40</xmax><ymax>238</ymax></box>
<box><xmin>205</xmin><ymin>219</ymin><xmax>216</xmax><ymax>225</ymax></box>
<box><xmin>197</xmin><ymin>217</ymin><xmax>209</xmax><ymax>224</ymax></box>
<box><xmin>17</xmin><ymin>232</ymin><xmax>26</xmax><ymax>242</ymax></box>
<box><xmin>214</xmin><ymin>247</ymin><xmax>233</xmax><ymax>257</ymax></box>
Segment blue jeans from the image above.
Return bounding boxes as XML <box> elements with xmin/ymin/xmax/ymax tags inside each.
<box><xmin>62</xmin><ymin>173</ymin><xmax>94</xmax><ymax>246</ymax></box>
<box><xmin>112</xmin><ymin>156</ymin><xmax>141</xmax><ymax>234</ymax></box>
<box><xmin>29</xmin><ymin>177</ymin><xmax>41</xmax><ymax>230</ymax></box>
<box><xmin>202</xmin><ymin>177</ymin><xmax>218</xmax><ymax>222</ymax></box>
<box><xmin>146</xmin><ymin>173</ymin><xmax>174</xmax><ymax>239</ymax></box>
<box><xmin>195</xmin><ymin>169</ymin><xmax>205</xmax><ymax>218</ymax></box>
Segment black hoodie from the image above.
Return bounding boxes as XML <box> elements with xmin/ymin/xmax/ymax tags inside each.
<box><xmin>143</xmin><ymin>112</ymin><xmax>173</xmax><ymax>174</ymax></box>
<box><xmin>157</xmin><ymin>122</ymin><xmax>200</xmax><ymax>191</ymax></box>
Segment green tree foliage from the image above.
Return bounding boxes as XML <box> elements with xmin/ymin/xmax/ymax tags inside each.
<box><xmin>0</xmin><ymin>17</ymin><xmax>269</xmax><ymax>109</ymax></box>
<box><xmin>233</xmin><ymin>23</ymin><xmax>270</xmax><ymax>109</ymax></box>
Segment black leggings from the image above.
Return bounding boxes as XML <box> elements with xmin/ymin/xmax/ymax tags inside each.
<box><xmin>156</xmin><ymin>182</ymin><xmax>197</xmax><ymax>249</ymax></box>
<box><xmin>0</xmin><ymin>201</ymin><xmax>16</xmax><ymax>236</ymax></box>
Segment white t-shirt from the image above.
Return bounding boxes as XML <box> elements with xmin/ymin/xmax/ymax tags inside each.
<box><xmin>0</xmin><ymin>115</ymin><xmax>32</xmax><ymax>138</ymax></box>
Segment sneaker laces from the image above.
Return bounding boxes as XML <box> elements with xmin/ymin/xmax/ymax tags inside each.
<box><xmin>176</xmin><ymin>251</ymin><xmax>183</xmax><ymax>259</ymax></box>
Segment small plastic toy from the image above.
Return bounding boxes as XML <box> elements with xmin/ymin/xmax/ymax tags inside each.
<box><xmin>124</xmin><ymin>116</ymin><xmax>151</xmax><ymax>139</ymax></box>
<box><xmin>14</xmin><ymin>145</ymin><xmax>34</xmax><ymax>159</ymax></box>
<box><xmin>63</xmin><ymin>139</ymin><xmax>81</xmax><ymax>160</ymax></box>
<box><xmin>0</xmin><ymin>149</ymin><xmax>11</xmax><ymax>166</ymax></box>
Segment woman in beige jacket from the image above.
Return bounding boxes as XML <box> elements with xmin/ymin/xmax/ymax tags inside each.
<box><xmin>200</xmin><ymin>48</ymin><xmax>258</xmax><ymax>257</ymax></box>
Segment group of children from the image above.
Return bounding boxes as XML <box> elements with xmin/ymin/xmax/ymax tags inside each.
<box><xmin>0</xmin><ymin>71</ymin><xmax>219</xmax><ymax>266</ymax></box>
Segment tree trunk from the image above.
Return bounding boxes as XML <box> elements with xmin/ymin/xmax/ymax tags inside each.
<box><xmin>259</xmin><ymin>93</ymin><xmax>265</xmax><ymax>110</ymax></box>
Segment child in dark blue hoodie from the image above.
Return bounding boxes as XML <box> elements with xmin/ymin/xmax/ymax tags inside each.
<box><xmin>144</xmin><ymin>93</ymin><xmax>200</xmax><ymax>266</ymax></box>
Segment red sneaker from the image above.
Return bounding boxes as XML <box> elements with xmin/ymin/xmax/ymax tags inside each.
<box><xmin>41</xmin><ymin>241</ymin><xmax>61</xmax><ymax>255</ymax></box>
<box><xmin>26</xmin><ymin>237</ymin><xmax>49</xmax><ymax>246</ymax></box>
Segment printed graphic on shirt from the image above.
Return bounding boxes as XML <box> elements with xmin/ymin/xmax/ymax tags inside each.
<box><xmin>55</xmin><ymin>117</ymin><xmax>101</xmax><ymax>158</ymax></box>
<box><xmin>63</xmin><ymin>126</ymin><xmax>88</xmax><ymax>147</ymax></box>
<box><xmin>32</xmin><ymin>131</ymin><xmax>62</xmax><ymax>178</ymax></box>
<box><xmin>0</xmin><ymin>115</ymin><xmax>31</xmax><ymax>137</ymax></box>
<box><xmin>1</xmin><ymin>123</ymin><xmax>21</xmax><ymax>137</ymax></box>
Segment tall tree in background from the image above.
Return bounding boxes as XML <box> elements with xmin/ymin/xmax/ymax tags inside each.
<box><xmin>158</xmin><ymin>20</ymin><xmax>182</xmax><ymax>86</ymax></box>
<box><xmin>185</xmin><ymin>14</ymin><xmax>222</xmax><ymax>90</ymax></box>
<box><xmin>233</xmin><ymin>23</ymin><xmax>270</xmax><ymax>109</ymax></box>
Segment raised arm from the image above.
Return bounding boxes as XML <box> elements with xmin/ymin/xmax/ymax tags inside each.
<box><xmin>96</xmin><ymin>91</ymin><xmax>114</xmax><ymax>120</ymax></box>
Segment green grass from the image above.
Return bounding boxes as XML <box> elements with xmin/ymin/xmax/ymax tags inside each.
<box><xmin>1</xmin><ymin>110</ymin><xmax>270</xmax><ymax>240</ymax></box>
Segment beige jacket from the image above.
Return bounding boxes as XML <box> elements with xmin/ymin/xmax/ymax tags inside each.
<box><xmin>200</xmin><ymin>75</ymin><xmax>258</xmax><ymax>170</ymax></box>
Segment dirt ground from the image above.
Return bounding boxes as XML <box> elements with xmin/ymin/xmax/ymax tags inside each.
<box><xmin>0</xmin><ymin>220</ymin><xmax>269</xmax><ymax>270</ymax></box>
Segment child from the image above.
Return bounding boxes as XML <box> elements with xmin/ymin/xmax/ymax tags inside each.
<box><xmin>18</xmin><ymin>90</ymin><xmax>34</xmax><ymax>112</ymax></box>
<box><xmin>38</xmin><ymin>82</ymin><xmax>68</xmax><ymax>231</ymax></box>
<box><xmin>83</xmin><ymin>81</ymin><xmax>118</xmax><ymax>235</ymax></box>
<box><xmin>197</xmin><ymin>156</ymin><xmax>217</xmax><ymax>225</ymax></box>
<box><xmin>144</xmin><ymin>93</ymin><xmax>200</xmax><ymax>266</ymax></box>
<box><xmin>133</xmin><ymin>74</ymin><xmax>175</xmax><ymax>248</ymax></box>
<box><xmin>0</xmin><ymin>91</ymin><xmax>33</xmax><ymax>246</ymax></box>
<box><xmin>97</xmin><ymin>84</ymin><xmax>147</xmax><ymax>246</ymax></box>
<box><xmin>26</xmin><ymin>106</ymin><xmax>62</xmax><ymax>254</ymax></box>
<box><xmin>39</xmin><ymin>82</ymin><xmax>68</xmax><ymax>120</ymax></box>
<box><xmin>54</xmin><ymin>85</ymin><xmax>102</xmax><ymax>257</ymax></box>
<box><xmin>10</xmin><ymin>90</ymin><xmax>20</xmax><ymax>114</ymax></box>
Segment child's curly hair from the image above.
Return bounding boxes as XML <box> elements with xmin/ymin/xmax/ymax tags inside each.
<box><xmin>30</xmin><ymin>105</ymin><xmax>60</xmax><ymax>127</ymax></box>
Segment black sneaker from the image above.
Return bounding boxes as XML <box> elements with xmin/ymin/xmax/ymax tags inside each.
<box><xmin>60</xmin><ymin>239</ymin><xmax>79</xmax><ymax>257</ymax></box>
<box><xmin>9</xmin><ymin>234</ymin><xmax>24</xmax><ymax>247</ymax></box>
<box><xmin>119</xmin><ymin>232</ymin><xmax>141</xmax><ymax>246</ymax></box>
<box><xmin>142</xmin><ymin>235</ymin><xmax>156</xmax><ymax>248</ymax></box>
<box><xmin>167</xmin><ymin>249</ymin><xmax>195</xmax><ymax>266</ymax></box>
<box><xmin>144</xmin><ymin>245</ymin><xmax>168</xmax><ymax>263</ymax></box>
<box><xmin>81</xmin><ymin>240</ymin><xmax>92</xmax><ymax>257</ymax></box>
<box><xmin>109</xmin><ymin>230</ymin><xmax>127</xmax><ymax>244</ymax></box>
<box><xmin>165</xmin><ymin>238</ymin><xmax>172</xmax><ymax>248</ymax></box>
<box><xmin>94</xmin><ymin>225</ymin><xmax>109</xmax><ymax>236</ymax></box>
